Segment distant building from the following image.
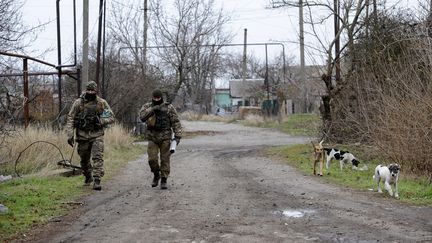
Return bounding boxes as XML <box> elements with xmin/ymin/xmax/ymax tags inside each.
<box><xmin>215</xmin><ymin>88</ymin><xmax>231</xmax><ymax>110</ymax></box>
<box><xmin>229</xmin><ymin>79</ymin><xmax>265</xmax><ymax>107</ymax></box>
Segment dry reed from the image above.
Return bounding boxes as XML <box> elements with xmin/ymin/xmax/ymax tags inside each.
<box><xmin>0</xmin><ymin>124</ymin><xmax>134</xmax><ymax>176</ymax></box>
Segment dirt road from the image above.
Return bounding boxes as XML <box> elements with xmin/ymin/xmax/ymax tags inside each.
<box><xmin>36</xmin><ymin>121</ymin><xmax>431</xmax><ymax>243</ymax></box>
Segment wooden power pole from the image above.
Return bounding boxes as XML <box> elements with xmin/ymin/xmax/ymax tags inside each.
<box><xmin>143</xmin><ymin>0</ymin><xmax>148</xmax><ymax>76</ymax></box>
<box><xmin>334</xmin><ymin>0</ymin><xmax>341</xmax><ymax>84</ymax></box>
<box><xmin>299</xmin><ymin>0</ymin><xmax>305</xmax><ymax>83</ymax></box>
<box><xmin>82</xmin><ymin>0</ymin><xmax>89</xmax><ymax>89</ymax></box>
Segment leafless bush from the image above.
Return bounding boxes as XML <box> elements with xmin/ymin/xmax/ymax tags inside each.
<box><xmin>332</xmin><ymin>12</ymin><xmax>432</xmax><ymax>179</ymax></box>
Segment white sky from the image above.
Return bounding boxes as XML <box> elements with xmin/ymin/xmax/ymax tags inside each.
<box><xmin>21</xmin><ymin>0</ymin><xmax>421</xmax><ymax>70</ymax></box>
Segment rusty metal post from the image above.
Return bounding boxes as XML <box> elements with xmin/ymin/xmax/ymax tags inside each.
<box><xmin>77</xmin><ymin>68</ymin><xmax>82</xmax><ymax>97</ymax></box>
<box><xmin>23</xmin><ymin>58</ymin><xmax>29</xmax><ymax>128</ymax></box>
<box><xmin>58</xmin><ymin>68</ymin><xmax>62</xmax><ymax>114</ymax></box>
<box><xmin>56</xmin><ymin>0</ymin><xmax>63</xmax><ymax>114</ymax></box>
<box><xmin>77</xmin><ymin>67</ymin><xmax>82</xmax><ymax>97</ymax></box>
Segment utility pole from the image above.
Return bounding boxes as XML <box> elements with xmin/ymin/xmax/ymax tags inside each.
<box><xmin>428</xmin><ymin>0</ymin><xmax>432</xmax><ymax>38</ymax></box>
<box><xmin>56</xmin><ymin>0</ymin><xmax>63</xmax><ymax>113</ymax></box>
<box><xmin>373</xmin><ymin>0</ymin><xmax>377</xmax><ymax>25</ymax></box>
<box><xmin>365</xmin><ymin>0</ymin><xmax>369</xmax><ymax>38</ymax></box>
<box><xmin>334</xmin><ymin>0</ymin><xmax>341</xmax><ymax>84</ymax></box>
<box><xmin>82</xmin><ymin>0</ymin><xmax>89</xmax><ymax>89</ymax></box>
<box><xmin>299</xmin><ymin>0</ymin><xmax>305</xmax><ymax>83</ymax></box>
<box><xmin>102</xmin><ymin>0</ymin><xmax>107</xmax><ymax>98</ymax></box>
<box><xmin>299</xmin><ymin>0</ymin><xmax>306</xmax><ymax>113</ymax></box>
<box><xmin>143</xmin><ymin>0</ymin><xmax>148</xmax><ymax>77</ymax></box>
<box><xmin>211</xmin><ymin>65</ymin><xmax>216</xmax><ymax>114</ymax></box>
<box><xmin>242</xmin><ymin>28</ymin><xmax>247</xmax><ymax>107</ymax></box>
<box><xmin>95</xmin><ymin>0</ymin><xmax>104</xmax><ymax>93</ymax></box>
<box><xmin>265</xmin><ymin>44</ymin><xmax>270</xmax><ymax>116</ymax></box>
<box><xmin>265</xmin><ymin>44</ymin><xmax>269</xmax><ymax>102</ymax></box>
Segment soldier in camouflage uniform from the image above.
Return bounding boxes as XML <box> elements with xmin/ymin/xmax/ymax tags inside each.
<box><xmin>139</xmin><ymin>89</ymin><xmax>182</xmax><ymax>190</ymax></box>
<box><xmin>66</xmin><ymin>81</ymin><xmax>115</xmax><ymax>190</ymax></box>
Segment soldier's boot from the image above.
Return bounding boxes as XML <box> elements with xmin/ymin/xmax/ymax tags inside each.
<box><xmin>151</xmin><ymin>171</ymin><xmax>160</xmax><ymax>187</ymax></box>
<box><xmin>160</xmin><ymin>177</ymin><xmax>168</xmax><ymax>190</ymax></box>
<box><xmin>84</xmin><ymin>174</ymin><xmax>93</xmax><ymax>186</ymax></box>
<box><xmin>93</xmin><ymin>178</ymin><xmax>102</xmax><ymax>191</ymax></box>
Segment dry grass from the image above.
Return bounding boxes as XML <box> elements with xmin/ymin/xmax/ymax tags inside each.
<box><xmin>241</xmin><ymin>114</ymin><xmax>266</xmax><ymax>126</ymax></box>
<box><xmin>104</xmin><ymin>123</ymin><xmax>134</xmax><ymax>150</ymax></box>
<box><xmin>0</xmin><ymin>124</ymin><xmax>134</xmax><ymax>176</ymax></box>
<box><xmin>180</xmin><ymin>111</ymin><xmax>238</xmax><ymax>123</ymax></box>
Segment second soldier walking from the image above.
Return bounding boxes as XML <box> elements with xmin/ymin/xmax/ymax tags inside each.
<box><xmin>139</xmin><ymin>89</ymin><xmax>182</xmax><ymax>189</ymax></box>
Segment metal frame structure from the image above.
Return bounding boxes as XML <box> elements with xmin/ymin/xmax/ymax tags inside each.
<box><xmin>0</xmin><ymin>0</ymin><xmax>81</xmax><ymax>128</ymax></box>
<box><xmin>0</xmin><ymin>51</ymin><xmax>80</xmax><ymax>128</ymax></box>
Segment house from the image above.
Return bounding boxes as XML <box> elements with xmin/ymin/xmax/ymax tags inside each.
<box><xmin>229</xmin><ymin>79</ymin><xmax>265</xmax><ymax>107</ymax></box>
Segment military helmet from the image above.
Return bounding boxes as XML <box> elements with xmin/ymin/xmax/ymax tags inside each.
<box><xmin>86</xmin><ymin>81</ymin><xmax>97</xmax><ymax>91</ymax></box>
<box><xmin>152</xmin><ymin>89</ymin><xmax>163</xmax><ymax>98</ymax></box>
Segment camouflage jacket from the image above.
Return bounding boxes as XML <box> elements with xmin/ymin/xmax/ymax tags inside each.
<box><xmin>139</xmin><ymin>102</ymin><xmax>182</xmax><ymax>142</ymax></box>
<box><xmin>66</xmin><ymin>94</ymin><xmax>115</xmax><ymax>141</ymax></box>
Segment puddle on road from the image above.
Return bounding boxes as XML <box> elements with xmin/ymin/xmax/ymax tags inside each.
<box><xmin>274</xmin><ymin>209</ymin><xmax>315</xmax><ymax>218</ymax></box>
<box><xmin>283</xmin><ymin>210</ymin><xmax>304</xmax><ymax>218</ymax></box>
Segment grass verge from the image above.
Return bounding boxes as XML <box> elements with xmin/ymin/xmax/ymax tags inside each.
<box><xmin>241</xmin><ymin>113</ymin><xmax>321</xmax><ymax>137</ymax></box>
<box><xmin>267</xmin><ymin>144</ymin><xmax>432</xmax><ymax>206</ymax></box>
<box><xmin>0</xmin><ymin>125</ymin><xmax>145</xmax><ymax>241</ymax></box>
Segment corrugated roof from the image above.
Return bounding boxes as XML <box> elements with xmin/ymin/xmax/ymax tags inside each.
<box><xmin>229</xmin><ymin>79</ymin><xmax>264</xmax><ymax>98</ymax></box>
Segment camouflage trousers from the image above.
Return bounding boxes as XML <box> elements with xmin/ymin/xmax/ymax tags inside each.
<box><xmin>77</xmin><ymin>137</ymin><xmax>105</xmax><ymax>179</ymax></box>
<box><xmin>147</xmin><ymin>139</ymin><xmax>171</xmax><ymax>178</ymax></box>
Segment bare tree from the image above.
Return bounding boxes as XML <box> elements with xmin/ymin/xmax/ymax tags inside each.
<box><xmin>151</xmin><ymin>0</ymin><xmax>232</xmax><ymax>103</ymax></box>
<box><xmin>221</xmin><ymin>52</ymin><xmax>268</xmax><ymax>80</ymax></box>
<box><xmin>109</xmin><ymin>0</ymin><xmax>145</xmax><ymax>68</ymax></box>
<box><xmin>0</xmin><ymin>0</ymin><xmax>26</xmax><ymax>51</ymax></box>
<box><xmin>344</xmin><ymin>7</ymin><xmax>432</xmax><ymax>179</ymax></box>
<box><xmin>106</xmin><ymin>1</ymin><xmax>166</xmax><ymax>123</ymax></box>
<box><xmin>269</xmin><ymin>0</ymin><xmax>367</xmax><ymax>138</ymax></box>
<box><xmin>0</xmin><ymin>0</ymin><xmax>41</xmax><ymax>52</ymax></box>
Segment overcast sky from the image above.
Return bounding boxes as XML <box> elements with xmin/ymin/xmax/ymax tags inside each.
<box><xmin>22</xmin><ymin>0</ymin><xmax>421</xmax><ymax>69</ymax></box>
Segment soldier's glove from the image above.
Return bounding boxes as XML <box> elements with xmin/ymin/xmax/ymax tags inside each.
<box><xmin>174</xmin><ymin>136</ymin><xmax>181</xmax><ymax>145</ymax></box>
<box><xmin>152</xmin><ymin>105</ymin><xmax>161</xmax><ymax>111</ymax></box>
<box><xmin>67</xmin><ymin>136</ymin><xmax>74</xmax><ymax>147</ymax></box>
<box><xmin>94</xmin><ymin>117</ymin><xmax>103</xmax><ymax>129</ymax></box>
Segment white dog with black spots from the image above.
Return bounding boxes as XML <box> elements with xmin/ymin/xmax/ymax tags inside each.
<box><xmin>324</xmin><ymin>148</ymin><xmax>360</xmax><ymax>171</ymax></box>
<box><xmin>373</xmin><ymin>164</ymin><xmax>400</xmax><ymax>198</ymax></box>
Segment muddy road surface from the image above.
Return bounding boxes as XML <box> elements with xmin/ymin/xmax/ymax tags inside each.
<box><xmin>35</xmin><ymin>121</ymin><xmax>431</xmax><ymax>243</ymax></box>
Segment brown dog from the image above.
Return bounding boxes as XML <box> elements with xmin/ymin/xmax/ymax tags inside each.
<box><xmin>311</xmin><ymin>140</ymin><xmax>324</xmax><ymax>176</ymax></box>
